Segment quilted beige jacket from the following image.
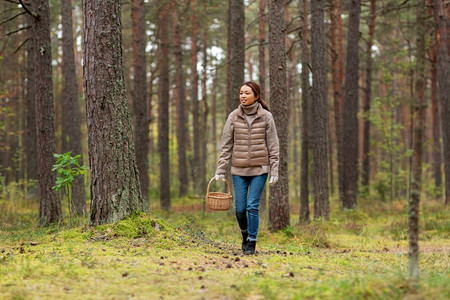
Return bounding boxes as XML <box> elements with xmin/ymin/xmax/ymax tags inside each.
<box><xmin>216</xmin><ymin>103</ymin><xmax>279</xmax><ymax>177</ymax></box>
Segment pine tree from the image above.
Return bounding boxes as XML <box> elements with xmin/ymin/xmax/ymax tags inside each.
<box><xmin>82</xmin><ymin>0</ymin><xmax>144</xmax><ymax>225</ymax></box>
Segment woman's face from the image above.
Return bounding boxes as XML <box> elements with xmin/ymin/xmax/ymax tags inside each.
<box><xmin>239</xmin><ymin>85</ymin><xmax>257</xmax><ymax>106</ymax></box>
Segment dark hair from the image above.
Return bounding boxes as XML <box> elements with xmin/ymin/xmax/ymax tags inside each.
<box><xmin>241</xmin><ymin>81</ymin><xmax>270</xmax><ymax>111</ymax></box>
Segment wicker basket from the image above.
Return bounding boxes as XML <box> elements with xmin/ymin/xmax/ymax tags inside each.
<box><xmin>206</xmin><ymin>177</ymin><xmax>232</xmax><ymax>211</ymax></box>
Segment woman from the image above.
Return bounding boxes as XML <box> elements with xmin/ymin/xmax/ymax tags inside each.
<box><xmin>215</xmin><ymin>81</ymin><xmax>279</xmax><ymax>255</ymax></box>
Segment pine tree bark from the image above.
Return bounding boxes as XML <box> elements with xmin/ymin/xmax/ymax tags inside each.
<box><xmin>229</xmin><ymin>0</ymin><xmax>245</xmax><ymax>111</ymax></box>
<box><xmin>171</xmin><ymin>1</ymin><xmax>189</xmax><ymax>197</ymax></box>
<box><xmin>430</xmin><ymin>30</ymin><xmax>442</xmax><ymax>195</ymax></box>
<box><xmin>31</xmin><ymin>0</ymin><xmax>62</xmax><ymax>225</ymax></box>
<box><xmin>258</xmin><ymin>0</ymin><xmax>267</xmax><ymax>211</ymax></box>
<box><xmin>148</xmin><ymin>69</ymin><xmax>156</xmax><ymax>165</ymax></box>
<box><xmin>131</xmin><ymin>0</ymin><xmax>149</xmax><ymax>207</ymax></box>
<box><xmin>408</xmin><ymin>0</ymin><xmax>426</xmax><ymax>281</ymax></box>
<box><xmin>311</xmin><ymin>0</ymin><xmax>330</xmax><ymax>220</ymax></box>
<box><xmin>447</xmin><ymin>5</ymin><xmax>450</xmax><ymax>56</ymax></box>
<box><xmin>362</xmin><ymin>0</ymin><xmax>376</xmax><ymax>187</ymax></box>
<box><xmin>1</xmin><ymin>17</ymin><xmax>20</xmax><ymax>185</ymax></box>
<box><xmin>190</xmin><ymin>0</ymin><xmax>201</xmax><ymax>194</ymax></box>
<box><xmin>212</xmin><ymin>74</ymin><xmax>217</xmax><ymax>164</ymax></box>
<box><xmin>158</xmin><ymin>2</ymin><xmax>171</xmax><ymax>210</ymax></box>
<box><xmin>54</xmin><ymin>46</ymin><xmax>62</xmax><ymax>154</ymax></box>
<box><xmin>268</xmin><ymin>0</ymin><xmax>290</xmax><ymax>231</ymax></box>
<box><xmin>19</xmin><ymin>53</ymin><xmax>26</xmax><ymax>182</ymax></box>
<box><xmin>25</xmin><ymin>14</ymin><xmax>38</xmax><ymax>186</ymax></box>
<box><xmin>299</xmin><ymin>0</ymin><xmax>310</xmax><ymax>224</ymax></box>
<box><xmin>82</xmin><ymin>0</ymin><xmax>144</xmax><ymax>225</ymax></box>
<box><xmin>9</xmin><ymin>33</ymin><xmax>20</xmax><ymax>183</ymax></box>
<box><xmin>258</xmin><ymin>0</ymin><xmax>266</xmax><ymax>100</ymax></box>
<box><xmin>226</xmin><ymin>5</ymin><xmax>231</xmax><ymax>116</ymax></box>
<box><xmin>200</xmin><ymin>28</ymin><xmax>209</xmax><ymax>194</ymax></box>
<box><xmin>329</xmin><ymin>0</ymin><xmax>344</xmax><ymax>202</ymax></box>
<box><xmin>429</xmin><ymin>0</ymin><xmax>442</xmax><ymax>198</ymax></box>
<box><xmin>61</xmin><ymin>0</ymin><xmax>86</xmax><ymax>215</ymax></box>
<box><xmin>433</xmin><ymin>0</ymin><xmax>450</xmax><ymax>205</ymax></box>
<box><xmin>342</xmin><ymin>0</ymin><xmax>361</xmax><ymax>209</ymax></box>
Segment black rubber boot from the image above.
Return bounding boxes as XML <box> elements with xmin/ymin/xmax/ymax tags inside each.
<box><xmin>241</xmin><ymin>231</ymin><xmax>248</xmax><ymax>251</ymax></box>
<box><xmin>244</xmin><ymin>241</ymin><xmax>256</xmax><ymax>255</ymax></box>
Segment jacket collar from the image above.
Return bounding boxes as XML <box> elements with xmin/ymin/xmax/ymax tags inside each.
<box><xmin>237</xmin><ymin>102</ymin><xmax>264</xmax><ymax>119</ymax></box>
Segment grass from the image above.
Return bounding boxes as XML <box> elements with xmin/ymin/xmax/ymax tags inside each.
<box><xmin>0</xmin><ymin>193</ymin><xmax>449</xmax><ymax>299</ymax></box>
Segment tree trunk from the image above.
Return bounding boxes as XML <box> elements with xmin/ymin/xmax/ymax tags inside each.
<box><xmin>31</xmin><ymin>0</ymin><xmax>62</xmax><ymax>225</ymax></box>
<box><xmin>259</xmin><ymin>0</ymin><xmax>267</xmax><ymax>100</ymax></box>
<box><xmin>268</xmin><ymin>0</ymin><xmax>290</xmax><ymax>231</ymax></box>
<box><xmin>25</xmin><ymin>14</ymin><xmax>38</xmax><ymax>187</ymax></box>
<box><xmin>1</xmin><ymin>17</ymin><xmax>20</xmax><ymax>186</ymax></box>
<box><xmin>310</xmin><ymin>0</ymin><xmax>330</xmax><ymax>220</ymax></box>
<box><xmin>362</xmin><ymin>0</ymin><xmax>376</xmax><ymax>188</ymax></box>
<box><xmin>9</xmin><ymin>31</ymin><xmax>20</xmax><ymax>184</ymax></box>
<box><xmin>258</xmin><ymin>0</ymin><xmax>267</xmax><ymax>211</ymax></box>
<box><xmin>229</xmin><ymin>0</ymin><xmax>245</xmax><ymax>112</ymax></box>
<box><xmin>328</xmin><ymin>119</ymin><xmax>334</xmax><ymax>195</ymax></box>
<box><xmin>148</xmin><ymin>69</ymin><xmax>156</xmax><ymax>168</ymax></box>
<box><xmin>131</xmin><ymin>0</ymin><xmax>149</xmax><ymax>208</ymax></box>
<box><xmin>299</xmin><ymin>0</ymin><xmax>310</xmax><ymax>224</ymax></box>
<box><xmin>212</xmin><ymin>73</ymin><xmax>217</xmax><ymax>164</ymax></box>
<box><xmin>342</xmin><ymin>0</ymin><xmax>360</xmax><ymax>209</ymax></box>
<box><xmin>431</xmin><ymin>65</ymin><xmax>442</xmax><ymax>192</ymax></box>
<box><xmin>72</xmin><ymin>4</ymin><xmax>84</xmax><ymax>98</ymax></box>
<box><xmin>329</xmin><ymin>0</ymin><xmax>344</xmax><ymax>202</ymax></box>
<box><xmin>158</xmin><ymin>2</ymin><xmax>171</xmax><ymax>210</ymax></box>
<box><xmin>61</xmin><ymin>0</ymin><xmax>86</xmax><ymax>216</ymax></box>
<box><xmin>82</xmin><ymin>0</ymin><xmax>144</xmax><ymax>225</ymax></box>
<box><xmin>408</xmin><ymin>0</ymin><xmax>427</xmax><ymax>281</ymax></box>
<box><xmin>433</xmin><ymin>0</ymin><xmax>450</xmax><ymax>205</ymax></box>
<box><xmin>190</xmin><ymin>0</ymin><xmax>201</xmax><ymax>195</ymax></box>
<box><xmin>226</xmin><ymin>4</ymin><xmax>231</xmax><ymax>116</ymax></box>
<box><xmin>54</xmin><ymin>52</ymin><xmax>62</xmax><ymax>155</ymax></box>
<box><xmin>429</xmin><ymin>0</ymin><xmax>442</xmax><ymax>198</ymax></box>
<box><xmin>171</xmin><ymin>1</ymin><xmax>189</xmax><ymax>197</ymax></box>
<box><xmin>19</xmin><ymin>48</ymin><xmax>26</xmax><ymax>182</ymax></box>
<box><xmin>447</xmin><ymin>5</ymin><xmax>450</xmax><ymax>56</ymax></box>
<box><xmin>201</xmin><ymin>28</ymin><xmax>209</xmax><ymax>194</ymax></box>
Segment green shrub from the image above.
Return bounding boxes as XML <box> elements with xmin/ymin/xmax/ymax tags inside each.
<box><xmin>301</xmin><ymin>220</ymin><xmax>331</xmax><ymax>248</ymax></box>
<box><xmin>333</xmin><ymin>209</ymin><xmax>370</xmax><ymax>235</ymax></box>
<box><xmin>385</xmin><ymin>220</ymin><xmax>408</xmax><ymax>240</ymax></box>
<box><xmin>423</xmin><ymin>211</ymin><xmax>450</xmax><ymax>238</ymax></box>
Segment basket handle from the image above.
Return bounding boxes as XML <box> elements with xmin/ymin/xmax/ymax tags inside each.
<box><xmin>207</xmin><ymin>176</ymin><xmax>231</xmax><ymax>195</ymax></box>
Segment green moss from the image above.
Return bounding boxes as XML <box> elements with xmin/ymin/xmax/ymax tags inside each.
<box><xmin>0</xmin><ymin>199</ymin><xmax>449</xmax><ymax>299</ymax></box>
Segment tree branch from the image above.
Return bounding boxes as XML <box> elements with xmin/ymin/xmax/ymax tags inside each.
<box><xmin>206</xmin><ymin>42</ymin><xmax>268</xmax><ymax>75</ymax></box>
<box><xmin>0</xmin><ymin>11</ymin><xmax>27</xmax><ymax>26</ymax></box>
<box><xmin>3</xmin><ymin>25</ymin><xmax>31</xmax><ymax>37</ymax></box>
<box><xmin>4</xmin><ymin>0</ymin><xmax>20</xmax><ymax>5</ymax></box>
<box><xmin>286</xmin><ymin>38</ymin><xmax>302</xmax><ymax>56</ymax></box>
<box><xmin>13</xmin><ymin>38</ymin><xmax>29</xmax><ymax>55</ymax></box>
<box><xmin>18</xmin><ymin>0</ymin><xmax>39</xmax><ymax>19</ymax></box>
<box><xmin>246</xmin><ymin>12</ymin><xmax>269</xmax><ymax>31</ymax></box>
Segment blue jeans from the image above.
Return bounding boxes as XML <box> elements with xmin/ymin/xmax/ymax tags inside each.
<box><xmin>232</xmin><ymin>173</ymin><xmax>268</xmax><ymax>242</ymax></box>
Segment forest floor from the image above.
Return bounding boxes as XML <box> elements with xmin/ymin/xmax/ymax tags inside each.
<box><xmin>0</xmin><ymin>194</ymin><xmax>449</xmax><ymax>299</ymax></box>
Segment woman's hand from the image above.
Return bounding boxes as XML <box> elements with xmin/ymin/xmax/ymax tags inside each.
<box><xmin>215</xmin><ymin>174</ymin><xmax>225</xmax><ymax>181</ymax></box>
<box><xmin>269</xmin><ymin>176</ymin><xmax>278</xmax><ymax>185</ymax></box>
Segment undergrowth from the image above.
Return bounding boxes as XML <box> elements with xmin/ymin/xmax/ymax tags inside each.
<box><xmin>0</xmin><ymin>194</ymin><xmax>449</xmax><ymax>299</ymax></box>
